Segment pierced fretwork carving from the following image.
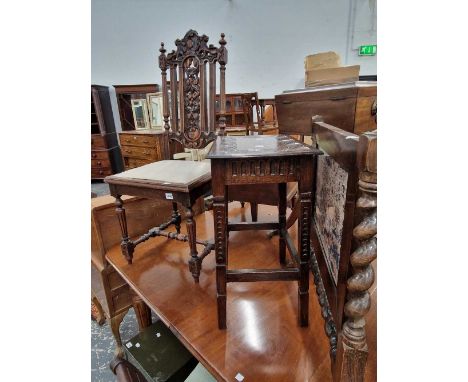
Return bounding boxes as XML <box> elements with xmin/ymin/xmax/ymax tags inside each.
<box><xmin>338</xmin><ymin>130</ymin><xmax>377</xmax><ymax>382</ymax></box>
<box><xmin>158</xmin><ymin>29</ymin><xmax>227</xmax><ymax>149</ymax></box>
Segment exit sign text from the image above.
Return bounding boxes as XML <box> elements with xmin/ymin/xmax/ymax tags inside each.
<box><xmin>359</xmin><ymin>45</ymin><xmax>377</xmax><ymax>56</ymax></box>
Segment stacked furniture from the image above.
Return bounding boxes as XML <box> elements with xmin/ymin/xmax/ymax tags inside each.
<box><xmin>113</xmin><ymin>84</ymin><xmax>159</xmax><ymax>131</ymax></box>
<box><xmin>91</xmin><ymin>195</ymin><xmax>172</xmax><ymax>356</ymax></box>
<box><xmin>215</xmin><ymin>93</ymin><xmax>249</xmax><ymax>129</ymax></box>
<box><xmin>91</xmin><ymin>85</ymin><xmax>123</xmax><ymax>179</ymax></box>
<box><xmin>275</xmin><ymin>81</ymin><xmax>377</xmax><ymax>136</ymax></box>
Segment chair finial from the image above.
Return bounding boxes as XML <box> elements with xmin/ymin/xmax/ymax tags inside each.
<box><xmin>219</xmin><ymin>33</ymin><xmax>226</xmax><ymax>46</ymax></box>
<box><xmin>159</xmin><ymin>42</ymin><xmax>166</xmax><ymax>54</ymax></box>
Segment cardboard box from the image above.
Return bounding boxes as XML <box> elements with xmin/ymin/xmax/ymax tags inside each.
<box><xmin>305</xmin><ymin>65</ymin><xmax>360</xmax><ymax>87</ymax></box>
<box><xmin>304</xmin><ymin>51</ymin><xmax>341</xmax><ymax>71</ymax></box>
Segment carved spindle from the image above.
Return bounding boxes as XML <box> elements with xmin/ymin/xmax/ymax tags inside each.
<box><xmin>159</xmin><ymin>42</ymin><xmax>171</xmax><ymax>159</ymax></box>
<box><xmin>218</xmin><ymin>33</ymin><xmax>227</xmax><ymax>135</ymax></box>
<box><xmin>115</xmin><ymin>195</ymin><xmax>134</xmax><ymax>264</ymax></box>
<box><xmin>170</xmin><ymin>64</ymin><xmax>179</xmax><ymax>133</ymax></box>
<box><xmin>338</xmin><ymin>131</ymin><xmax>377</xmax><ymax>382</ymax></box>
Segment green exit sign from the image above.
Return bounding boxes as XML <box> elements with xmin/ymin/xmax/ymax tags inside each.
<box><xmin>359</xmin><ymin>45</ymin><xmax>377</xmax><ymax>56</ymax></box>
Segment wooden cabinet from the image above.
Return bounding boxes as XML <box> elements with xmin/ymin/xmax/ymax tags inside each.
<box><xmin>215</xmin><ymin>93</ymin><xmax>252</xmax><ymax>128</ymax></box>
<box><xmin>91</xmin><ymin>85</ymin><xmax>123</xmax><ymax>180</ymax></box>
<box><xmin>275</xmin><ymin>81</ymin><xmax>377</xmax><ymax>135</ymax></box>
<box><xmin>113</xmin><ymin>84</ymin><xmax>160</xmax><ymax>131</ymax></box>
<box><xmin>119</xmin><ymin>130</ymin><xmax>166</xmax><ymax>170</ymax></box>
<box><xmin>119</xmin><ymin>130</ymin><xmax>184</xmax><ymax>170</ymax></box>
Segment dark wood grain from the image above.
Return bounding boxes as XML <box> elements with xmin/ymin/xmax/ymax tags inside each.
<box><xmin>105</xmin><ymin>30</ymin><xmax>228</xmax><ymax>282</ymax></box>
<box><xmin>91</xmin><ymin>85</ymin><xmax>123</xmax><ymax>179</ymax></box>
<box><xmin>275</xmin><ymin>81</ymin><xmax>376</xmax><ymax>136</ymax></box>
<box><xmin>106</xmin><ymin>205</ymin><xmax>334</xmax><ymax>382</ymax></box>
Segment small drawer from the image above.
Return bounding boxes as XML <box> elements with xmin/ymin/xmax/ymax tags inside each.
<box><xmin>91</xmin><ymin>151</ymin><xmax>109</xmax><ymax>160</ymax></box>
<box><xmin>91</xmin><ymin>167</ymin><xmax>112</xmax><ymax>178</ymax></box>
<box><xmin>108</xmin><ymin>270</ymin><xmax>127</xmax><ymax>291</ymax></box>
<box><xmin>127</xmin><ymin>158</ymin><xmax>151</xmax><ymax>169</ymax></box>
<box><xmin>119</xmin><ymin>134</ymin><xmax>158</xmax><ymax>147</ymax></box>
<box><xmin>121</xmin><ymin>145</ymin><xmax>159</xmax><ymax>160</ymax></box>
<box><xmin>111</xmin><ymin>287</ymin><xmax>132</xmax><ymax>312</ymax></box>
<box><xmin>91</xmin><ymin>158</ymin><xmax>110</xmax><ymax>168</ymax></box>
<box><xmin>91</xmin><ymin>134</ymin><xmax>106</xmax><ymax>149</ymax></box>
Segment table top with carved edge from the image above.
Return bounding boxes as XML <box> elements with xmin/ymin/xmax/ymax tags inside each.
<box><xmin>207</xmin><ymin>135</ymin><xmax>321</xmax><ymax>159</ymax></box>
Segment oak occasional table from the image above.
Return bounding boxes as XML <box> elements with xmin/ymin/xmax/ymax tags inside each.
<box><xmin>207</xmin><ymin>134</ymin><xmax>321</xmax><ymax>329</ymax></box>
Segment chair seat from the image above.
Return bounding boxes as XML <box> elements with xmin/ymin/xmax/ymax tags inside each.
<box><xmin>105</xmin><ymin>160</ymin><xmax>211</xmax><ymax>193</ymax></box>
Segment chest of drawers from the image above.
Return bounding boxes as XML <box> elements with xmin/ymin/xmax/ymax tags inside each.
<box><xmin>119</xmin><ymin>130</ymin><xmax>183</xmax><ymax>170</ymax></box>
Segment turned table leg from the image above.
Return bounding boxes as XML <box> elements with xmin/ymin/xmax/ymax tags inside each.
<box><xmin>115</xmin><ymin>195</ymin><xmax>134</xmax><ymax>264</ymax></box>
<box><xmin>250</xmin><ymin>202</ymin><xmax>258</xmax><ymax>222</ymax></box>
<box><xmin>132</xmin><ymin>293</ymin><xmax>152</xmax><ymax>333</ymax></box>
<box><xmin>186</xmin><ymin>206</ymin><xmax>201</xmax><ymax>283</ymax></box>
<box><xmin>297</xmin><ymin>158</ymin><xmax>313</xmax><ymax>327</ymax></box>
<box><xmin>278</xmin><ymin>183</ymin><xmax>287</xmax><ymax>265</ymax></box>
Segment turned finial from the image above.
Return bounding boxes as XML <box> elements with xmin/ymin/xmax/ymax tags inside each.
<box><xmin>219</xmin><ymin>33</ymin><xmax>226</xmax><ymax>46</ymax></box>
<box><xmin>159</xmin><ymin>42</ymin><xmax>166</xmax><ymax>54</ymax></box>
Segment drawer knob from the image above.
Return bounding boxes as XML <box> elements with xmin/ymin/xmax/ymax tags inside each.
<box><xmin>143</xmin><ymin>140</ymin><xmax>149</xmax><ymax>143</ymax></box>
<box><xmin>97</xmin><ymin>161</ymin><xmax>101</xmax><ymax>165</ymax></box>
<box><xmin>92</xmin><ymin>153</ymin><xmax>96</xmax><ymax>158</ymax></box>
<box><xmin>133</xmin><ymin>136</ymin><xmax>137</xmax><ymax>140</ymax></box>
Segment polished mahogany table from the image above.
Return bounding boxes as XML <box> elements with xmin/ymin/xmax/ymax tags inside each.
<box><xmin>106</xmin><ymin>205</ymin><xmax>333</xmax><ymax>382</ymax></box>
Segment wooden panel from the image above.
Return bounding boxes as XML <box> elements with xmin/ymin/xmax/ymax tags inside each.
<box><xmin>91</xmin><ymin>134</ymin><xmax>106</xmax><ymax>149</ymax></box>
<box><xmin>276</xmin><ymin>96</ymin><xmax>357</xmax><ymax>135</ymax></box>
<box><xmin>119</xmin><ymin>133</ymin><xmax>158</xmax><ymax>148</ymax></box>
<box><xmin>121</xmin><ymin>145</ymin><xmax>160</xmax><ymax>160</ymax></box>
<box><xmin>354</xmin><ymin>96</ymin><xmax>377</xmax><ymax>134</ymax></box>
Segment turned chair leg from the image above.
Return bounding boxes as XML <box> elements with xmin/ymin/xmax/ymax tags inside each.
<box><xmin>250</xmin><ymin>202</ymin><xmax>258</xmax><ymax>222</ymax></box>
<box><xmin>109</xmin><ymin>309</ymin><xmax>130</xmax><ymax>358</ymax></box>
<box><xmin>115</xmin><ymin>195</ymin><xmax>134</xmax><ymax>264</ymax></box>
<box><xmin>172</xmin><ymin>202</ymin><xmax>181</xmax><ymax>234</ymax></box>
<box><xmin>186</xmin><ymin>206</ymin><xmax>201</xmax><ymax>283</ymax></box>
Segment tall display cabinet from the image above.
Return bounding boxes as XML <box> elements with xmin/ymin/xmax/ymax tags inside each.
<box><xmin>91</xmin><ymin>85</ymin><xmax>123</xmax><ymax>180</ymax></box>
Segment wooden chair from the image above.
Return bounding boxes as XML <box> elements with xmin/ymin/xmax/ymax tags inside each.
<box><xmin>91</xmin><ymin>195</ymin><xmax>163</xmax><ymax>356</ymax></box>
<box><xmin>241</xmin><ymin>92</ymin><xmax>278</xmax><ymax>135</ymax></box>
<box><xmin>309</xmin><ymin>119</ymin><xmax>377</xmax><ymax>382</ymax></box>
<box><xmin>105</xmin><ymin>30</ymin><xmax>227</xmax><ymax>283</ymax></box>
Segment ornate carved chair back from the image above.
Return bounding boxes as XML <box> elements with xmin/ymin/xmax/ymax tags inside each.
<box><xmin>158</xmin><ymin>30</ymin><xmax>227</xmax><ymax>158</ymax></box>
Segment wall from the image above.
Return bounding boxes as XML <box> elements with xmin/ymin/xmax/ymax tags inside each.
<box><xmin>92</xmin><ymin>0</ymin><xmax>377</xmax><ymax>131</ymax></box>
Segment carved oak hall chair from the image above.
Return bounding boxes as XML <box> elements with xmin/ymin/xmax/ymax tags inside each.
<box><xmin>105</xmin><ymin>30</ymin><xmax>228</xmax><ymax>282</ymax></box>
<box><xmin>309</xmin><ymin>119</ymin><xmax>377</xmax><ymax>382</ymax></box>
